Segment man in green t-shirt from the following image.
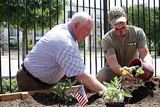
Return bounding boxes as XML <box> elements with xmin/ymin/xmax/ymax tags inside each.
<box><xmin>96</xmin><ymin>6</ymin><xmax>154</xmax><ymax>83</ymax></box>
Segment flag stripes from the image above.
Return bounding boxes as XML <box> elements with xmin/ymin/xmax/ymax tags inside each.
<box><xmin>74</xmin><ymin>85</ymin><xmax>88</xmax><ymax>107</ymax></box>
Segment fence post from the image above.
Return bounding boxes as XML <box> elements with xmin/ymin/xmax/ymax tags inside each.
<box><xmin>103</xmin><ymin>0</ymin><xmax>108</xmax><ymax>35</ymax></box>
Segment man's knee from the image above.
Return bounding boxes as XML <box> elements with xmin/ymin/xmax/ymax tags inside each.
<box><xmin>96</xmin><ymin>68</ymin><xmax>108</xmax><ymax>83</ymax></box>
<box><xmin>96</xmin><ymin>66</ymin><xmax>117</xmax><ymax>83</ymax></box>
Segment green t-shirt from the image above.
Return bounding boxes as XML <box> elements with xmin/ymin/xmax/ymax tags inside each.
<box><xmin>101</xmin><ymin>25</ymin><xmax>147</xmax><ymax>66</ymax></box>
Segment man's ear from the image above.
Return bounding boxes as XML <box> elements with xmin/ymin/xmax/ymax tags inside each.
<box><xmin>74</xmin><ymin>21</ymin><xmax>79</xmax><ymax>29</ymax></box>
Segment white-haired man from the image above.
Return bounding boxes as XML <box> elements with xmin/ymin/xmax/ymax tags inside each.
<box><xmin>16</xmin><ymin>11</ymin><xmax>107</xmax><ymax>94</ymax></box>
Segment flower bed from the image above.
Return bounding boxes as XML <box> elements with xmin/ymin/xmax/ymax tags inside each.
<box><xmin>0</xmin><ymin>78</ymin><xmax>160</xmax><ymax>107</ymax></box>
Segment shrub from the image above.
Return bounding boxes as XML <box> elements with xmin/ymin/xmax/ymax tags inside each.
<box><xmin>0</xmin><ymin>78</ymin><xmax>18</xmax><ymax>94</ymax></box>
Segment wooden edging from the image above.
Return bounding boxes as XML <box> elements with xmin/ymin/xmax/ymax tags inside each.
<box><xmin>0</xmin><ymin>85</ymin><xmax>81</xmax><ymax>101</ymax></box>
<box><xmin>151</xmin><ymin>77</ymin><xmax>160</xmax><ymax>81</ymax></box>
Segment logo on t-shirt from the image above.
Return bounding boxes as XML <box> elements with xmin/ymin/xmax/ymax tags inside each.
<box><xmin>128</xmin><ymin>42</ymin><xmax>136</xmax><ymax>46</ymax></box>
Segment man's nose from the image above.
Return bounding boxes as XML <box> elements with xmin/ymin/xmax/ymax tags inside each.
<box><xmin>117</xmin><ymin>24</ymin><xmax>122</xmax><ymax>29</ymax></box>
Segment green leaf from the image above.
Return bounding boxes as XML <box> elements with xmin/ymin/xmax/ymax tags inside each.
<box><xmin>123</xmin><ymin>93</ymin><xmax>133</xmax><ymax>97</ymax></box>
<box><xmin>137</xmin><ymin>67</ymin><xmax>144</xmax><ymax>74</ymax></box>
<box><xmin>122</xmin><ymin>70</ymin><xmax>129</xmax><ymax>75</ymax></box>
<box><xmin>101</xmin><ymin>76</ymin><xmax>133</xmax><ymax>103</ymax></box>
<box><xmin>52</xmin><ymin>78</ymin><xmax>77</xmax><ymax>102</ymax></box>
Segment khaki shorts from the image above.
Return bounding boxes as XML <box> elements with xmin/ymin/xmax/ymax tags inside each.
<box><xmin>96</xmin><ymin>64</ymin><xmax>120</xmax><ymax>83</ymax></box>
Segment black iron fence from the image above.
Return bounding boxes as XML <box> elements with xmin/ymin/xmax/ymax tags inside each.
<box><xmin>0</xmin><ymin>0</ymin><xmax>159</xmax><ymax>93</ymax></box>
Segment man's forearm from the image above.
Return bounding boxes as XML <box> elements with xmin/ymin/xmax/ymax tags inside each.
<box><xmin>110</xmin><ymin>63</ymin><xmax>124</xmax><ymax>76</ymax></box>
<box><xmin>141</xmin><ymin>53</ymin><xmax>153</xmax><ymax>67</ymax></box>
<box><xmin>139</xmin><ymin>48</ymin><xmax>153</xmax><ymax>67</ymax></box>
<box><xmin>76</xmin><ymin>73</ymin><xmax>106</xmax><ymax>94</ymax></box>
<box><xmin>106</xmin><ymin>54</ymin><xmax>124</xmax><ymax>76</ymax></box>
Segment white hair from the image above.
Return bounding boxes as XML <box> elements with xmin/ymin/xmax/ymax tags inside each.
<box><xmin>70</xmin><ymin>11</ymin><xmax>93</xmax><ymax>25</ymax></box>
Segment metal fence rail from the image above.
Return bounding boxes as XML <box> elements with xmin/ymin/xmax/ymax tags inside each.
<box><xmin>0</xmin><ymin>0</ymin><xmax>159</xmax><ymax>93</ymax></box>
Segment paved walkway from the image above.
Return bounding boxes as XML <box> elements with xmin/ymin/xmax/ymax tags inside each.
<box><xmin>1</xmin><ymin>54</ymin><xmax>160</xmax><ymax>78</ymax></box>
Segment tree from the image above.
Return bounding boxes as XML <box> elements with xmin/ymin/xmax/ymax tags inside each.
<box><xmin>0</xmin><ymin>0</ymin><xmax>66</xmax><ymax>59</ymax></box>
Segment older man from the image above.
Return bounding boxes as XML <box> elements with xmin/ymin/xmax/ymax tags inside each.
<box><xmin>17</xmin><ymin>11</ymin><xmax>107</xmax><ymax>94</ymax></box>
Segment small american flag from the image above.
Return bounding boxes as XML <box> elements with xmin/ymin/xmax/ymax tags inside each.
<box><xmin>74</xmin><ymin>85</ymin><xmax>88</xmax><ymax>107</ymax></box>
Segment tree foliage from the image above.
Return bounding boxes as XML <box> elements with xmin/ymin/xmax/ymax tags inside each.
<box><xmin>125</xmin><ymin>4</ymin><xmax>160</xmax><ymax>54</ymax></box>
<box><xmin>0</xmin><ymin>0</ymin><xmax>67</xmax><ymax>59</ymax></box>
<box><xmin>0</xmin><ymin>0</ymin><xmax>65</xmax><ymax>31</ymax></box>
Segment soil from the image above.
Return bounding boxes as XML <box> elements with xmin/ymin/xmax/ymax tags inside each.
<box><xmin>0</xmin><ymin>81</ymin><xmax>160</xmax><ymax>107</ymax></box>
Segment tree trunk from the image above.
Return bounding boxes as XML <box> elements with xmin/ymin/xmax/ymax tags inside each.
<box><xmin>22</xmin><ymin>31</ymin><xmax>26</xmax><ymax>61</ymax></box>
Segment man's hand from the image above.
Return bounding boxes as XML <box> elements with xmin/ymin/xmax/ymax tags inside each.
<box><xmin>76</xmin><ymin>73</ymin><xmax>107</xmax><ymax>94</ymax></box>
<box><xmin>125</xmin><ymin>73</ymin><xmax>137</xmax><ymax>81</ymax></box>
<box><xmin>122</xmin><ymin>66</ymin><xmax>137</xmax><ymax>81</ymax></box>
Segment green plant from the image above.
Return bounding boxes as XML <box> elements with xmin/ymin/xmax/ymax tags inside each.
<box><xmin>78</xmin><ymin>42</ymin><xmax>84</xmax><ymax>49</ymax></box>
<box><xmin>0</xmin><ymin>78</ymin><xmax>18</xmax><ymax>94</ymax></box>
<box><xmin>20</xmin><ymin>36</ymin><xmax>33</xmax><ymax>50</ymax></box>
<box><xmin>52</xmin><ymin>78</ymin><xmax>77</xmax><ymax>102</ymax></box>
<box><xmin>99</xmin><ymin>66</ymin><xmax>144</xmax><ymax>103</ymax></box>
<box><xmin>27</xmin><ymin>37</ymin><xmax>33</xmax><ymax>50</ymax></box>
<box><xmin>99</xmin><ymin>76</ymin><xmax>132</xmax><ymax>103</ymax></box>
<box><xmin>122</xmin><ymin>66</ymin><xmax>144</xmax><ymax>83</ymax></box>
<box><xmin>122</xmin><ymin>66</ymin><xmax>144</xmax><ymax>77</ymax></box>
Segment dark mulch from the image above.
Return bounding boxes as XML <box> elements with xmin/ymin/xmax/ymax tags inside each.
<box><xmin>0</xmin><ymin>81</ymin><xmax>160</xmax><ymax>107</ymax></box>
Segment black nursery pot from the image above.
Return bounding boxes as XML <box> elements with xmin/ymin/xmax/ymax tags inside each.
<box><xmin>105</xmin><ymin>102</ymin><xmax>125</xmax><ymax>107</ymax></box>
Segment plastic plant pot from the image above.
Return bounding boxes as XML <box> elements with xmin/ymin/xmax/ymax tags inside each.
<box><xmin>128</xmin><ymin>58</ymin><xmax>154</xmax><ymax>80</ymax></box>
